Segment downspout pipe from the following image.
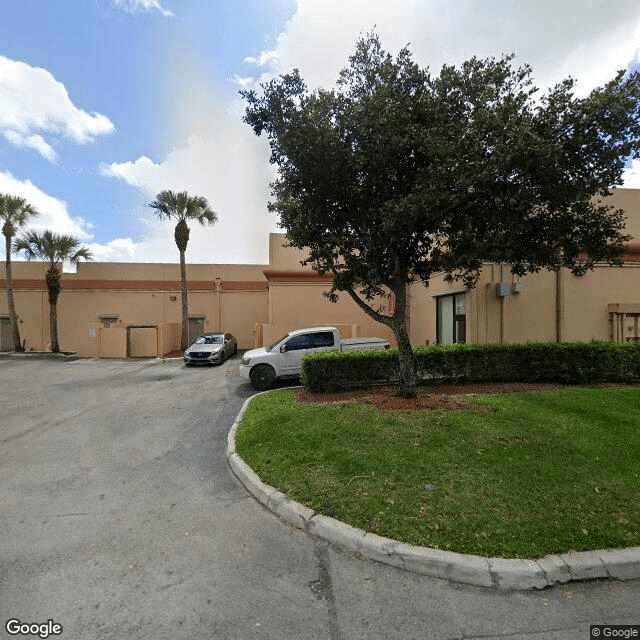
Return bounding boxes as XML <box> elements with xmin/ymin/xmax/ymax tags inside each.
<box><xmin>215</xmin><ymin>277</ymin><xmax>222</xmax><ymax>333</ymax></box>
<box><xmin>556</xmin><ymin>268</ymin><xmax>563</xmax><ymax>343</ymax></box>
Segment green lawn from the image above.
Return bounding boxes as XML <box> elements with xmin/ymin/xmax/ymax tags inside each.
<box><xmin>235</xmin><ymin>387</ymin><xmax>640</xmax><ymax>558</ymax></box>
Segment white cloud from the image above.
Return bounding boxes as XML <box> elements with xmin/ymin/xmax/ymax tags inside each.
<box><xmin>0</xmin><ymin>56</ymin><xmax>114</xmax><ymax>162</ymax></box>
<box><xmin>622</xmin><ymin>160</ymin><xmax>640</xmax><ymax>189</ymax></box>
<box><xmin>231</xmin><ymin>75</ymin><xmax>256</xmax><ymax>89</ymax></box>
<box><xmin>101</xmin><ymin>127</ymin><xmax>278</xmax><ymax>264</ymax></box>
<box><xmin>100</xmin><ymin>0</ymin><xmax>640</xmax><ymax>266</ymax></box>
<box><xmin>100</xmin><ymin>155</ymin><xmax>159</xmax><ymax>188</ymax></box>
<box><xmin>112</xmin><ymin>0</ymin><xmax>173</xmax><ymax>17</ymax></box>
<box><xmin>87</xmin><ymin>237</ymin><xmax>143</xmax><ymax>261</ymax></box>
<box><xmin>3</xmin><ymin>131</ymin><xmax>56</xmax><ymax>162</ymax></box>
<box><xmin>266</xmin><ymin>0</ymin><xmax>640</xmax><ymax>95</ymax></box>
<box><xmin>244</xmin><ymin>50</ymin><xmax>280</xmax><ymax>67</ymax></box>
<box><xmin>0</xmin><ymin>171</ymin><xmax>144</xmax><ymax>264</ymax></box>
<box><xmin>0</xmin><ymin>171</ymin><xmax>92</xmax><ymax>240</ymax></box>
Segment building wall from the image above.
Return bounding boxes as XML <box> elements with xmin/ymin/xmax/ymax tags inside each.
<box><xmin>263</xmin><ymin>234</ymin><xmax>397</xmax><ymax>346</ymax></box>
<box><xmin>0</xmin><ymin>262</ymin><xmax>269</xmax><ymax>353</ymax></box>
<box><xmin>3</xmin><ymin>189</ymin><xmax>640</xmax><ymax>354</ymax></box>
<box><xmin>259</xmin><ymin>282</ymin><xmax>394</xmax><ymax>346</ymax></box>
<box><xmin>563</xmin><ymin>263</ymin><xmax>640</xmax><ymax>342</ymax></box>
<box><xmin>411</xmin><ymin>262</ymin><xmax>640</xmax><ymax>347</ymax></box>
<box><xmin>410</xmin><ymin>190</ymin><xmax>640</xmax><ymax>346</ymax></box>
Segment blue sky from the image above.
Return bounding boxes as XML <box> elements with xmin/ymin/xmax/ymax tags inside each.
<box><xmin>2</xmin><ymin>0</ymin><xmax>640</xmax><ymax>266</ymax></box>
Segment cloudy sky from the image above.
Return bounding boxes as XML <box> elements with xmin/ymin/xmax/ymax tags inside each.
<box><xmin>2</xmin><ymin>0</ymin><xmax>640</xmax><ymax>266</ymax></box>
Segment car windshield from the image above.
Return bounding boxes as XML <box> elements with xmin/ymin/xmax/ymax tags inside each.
<box><xmin>266</xmin><ymin>333</ymin><xmax>290</xmax><ymax>352</ymax></box>
<box><xmin>194</xmin><ymin>335</ymin><xmax>223</xmax><ymax>345</ymax></box>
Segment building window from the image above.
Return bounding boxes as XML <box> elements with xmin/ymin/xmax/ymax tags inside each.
<box><xmin>436</xmin><ymin>293</ymin><xmax>466</xmax><ymax>344</ymax></box>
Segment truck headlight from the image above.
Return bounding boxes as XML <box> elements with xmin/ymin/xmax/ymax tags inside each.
<box><xmin>241</xmin><ymin>356</ymin><xmax>251</xmax><ymax>366</ymax></box>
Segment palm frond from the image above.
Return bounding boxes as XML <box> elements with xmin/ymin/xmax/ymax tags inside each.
<box><xmin>149</xmin><ymin>190</ymin><xmax>217</xmax><ymax>225</ymax></box>
<box><xmin>13</xmin><ymin>229</ymin><xmax>92</xmax><ymax>266</ymax></box>
<box><xmin>0</xmin><ymin>194</ymin><xmax>39</xmax><ymax>235</ymax></box>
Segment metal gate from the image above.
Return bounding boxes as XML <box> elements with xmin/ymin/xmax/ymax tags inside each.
<box><xmin>0</xmin><ymin>317</ymin><xmax>12</xmax><ymax>351</ymax></box>
<box><xmin>128</xmin><ymin>326</ymin><xmax>158</xmax><ymax>357</ymax></box>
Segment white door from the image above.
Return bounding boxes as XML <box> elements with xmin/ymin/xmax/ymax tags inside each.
<box><xmin>278</xmin><ymin>333</ymin><xmax>313</xmax><ymax>375</ymax></box>
<box><xmin>279</xmin><ymin>331</ymin><xmax>336</xmax><ymax>375</ymax></box>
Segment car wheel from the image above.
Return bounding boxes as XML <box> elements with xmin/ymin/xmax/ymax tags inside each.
<box><xmin>219</xmin><ymin>351</ymin><xmax>225</xmax><ymax>364</ymax></box>
<box><xmin>249</xmin><ymin>364</ymin><xmax>276</xmax><ymax>390</ymax></box>
<box><xmin>233</xmin><ymin>344</ymin><xmax>238</xmax><ymax>356</ymax></box>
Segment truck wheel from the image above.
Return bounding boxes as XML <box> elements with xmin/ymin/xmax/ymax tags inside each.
<box><xmin>250</xmin><ymin>364</ymin><xmax>276</xmax><ymax>390</ymax></box>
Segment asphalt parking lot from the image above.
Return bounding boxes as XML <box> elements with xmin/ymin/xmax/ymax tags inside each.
<box><xmin>1</xmin><ymin>355</ymin><xmax>638</xmax><ymax>640</ymax></box>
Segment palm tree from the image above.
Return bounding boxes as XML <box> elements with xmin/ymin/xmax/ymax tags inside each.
<box><xmin>148</xmin><ymin>190</ymin><xmax>217</xmax><ymax>350</ymax></box>
<box><xmin>13</xmin><ymin>230</ymin><xmax>92</xmax><ymax>353</ymax></box>
<box><xmin>1</xmin><ymin>194</ymin><xmax>39</xmax><ymax>351</ymax></box>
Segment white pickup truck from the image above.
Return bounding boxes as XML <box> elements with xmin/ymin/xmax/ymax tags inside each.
<box><xmin>239</xmin><ymin>326</ymin><xmax>389</xmax><ymax>390</ymax></box>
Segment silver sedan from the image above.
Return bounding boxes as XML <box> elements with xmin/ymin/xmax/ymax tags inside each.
<box><xmin>183</xmin><ymin>332</ymin><xmax>238</xmax><ymax>366</ymax></box>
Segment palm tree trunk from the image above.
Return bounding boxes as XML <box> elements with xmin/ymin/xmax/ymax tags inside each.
<box><xmin>179</xmin><ymin>248</ymin><xmax>189</xmax><ymax>351</ymax></box>
<box><xmin>46</xmin><ymin>267</ymin><xmax>61</xmax><ymax>353</ymax></box>
<box><xmin>49</xmin><ymin>296</ymin><xmax>59</xmax><ymax>353</ymax></box>
<box><xmin>4</xmin><ymin>233</ymin><xmax>24</xmax><ymax>351</ymax></box>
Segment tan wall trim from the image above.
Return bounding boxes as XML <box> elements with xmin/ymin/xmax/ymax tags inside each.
<box><xmin>0</xmin><ymin>278</ymin><xmax>268</xmax><ymax>292</ymax></box>
<box><xmin>608</xmin><ymin>303</ymin><xmax>640</xmax><ymax>313</ymax></box>
<box><xmin>263</xmin><ymin>269</ymin><xmax>334</xmax><ymax>283</ymax></box>
<box><xmin>222</xmin><ymin>281</ymin><xmax>268</xmax><ymax>291</ymax></box>
<box><xmin>623</xmin><ymin>244</ymin><xmax>640</xmax><ymax>258</ymax></box>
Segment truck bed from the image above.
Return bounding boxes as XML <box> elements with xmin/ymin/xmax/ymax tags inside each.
<box><xmin>340</xmin><ymin>337</ymin><xmax>389</xmax><ymax>351</ymax></box>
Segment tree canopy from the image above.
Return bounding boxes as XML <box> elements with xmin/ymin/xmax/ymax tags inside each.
<box><xmin>242</xmin><ymin>34</ymin><xmax>640</xmax><ymax>396</ymax></box>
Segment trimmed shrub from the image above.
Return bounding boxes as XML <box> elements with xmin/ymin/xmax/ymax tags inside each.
<box><xmin>301</xmin><ymin>341</ymin><xmax>640</xmax><ymax>392</ymax></box>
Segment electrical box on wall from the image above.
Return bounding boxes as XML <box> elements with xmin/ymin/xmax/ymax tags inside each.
<box><xmin>512</xmin><ymin>282</ymin><xmax>524</xmax><ymax>294</ymax></box>
<box><xmin>495</xmin><ymin>282</ymin><xmax>510</xmax><ymax>298</ymax></box>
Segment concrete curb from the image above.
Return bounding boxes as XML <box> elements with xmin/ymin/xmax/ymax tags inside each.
<box><xmin>226</xmin><ymin>392</ymin><xmax>640</xmax><ymax>590</ymax></box>
<box><xmin>0</xmin><ymin>351</ymin><xmax>80</xmax><ymax>361</ymax></box>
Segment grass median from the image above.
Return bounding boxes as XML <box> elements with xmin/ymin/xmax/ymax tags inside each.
<box><xmin>235</xmin><ymin>386</ymin><xmax>640</xmax><ymax>559</ymax></box>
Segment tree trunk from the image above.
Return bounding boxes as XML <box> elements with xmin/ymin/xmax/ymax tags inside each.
<box><xmin>4</xmin><ymin>233</ymin><xmax>24</xmax><ymax>351</ymax></box>
<box><xmin>389</xmin><ymin>279</ymin><xmax>417</xmax><ymax>398</ymax></box>
<box><xmin>49</xmin><ymin>296</ymin><xmax>59</xmax><ymax>353</ymax></box>
<box><xmin>345</xmin><ymin>277</ymin><xmax>417</xmax><ymax>398</ymax></box>
<box><xmin>179</xmin><ymin>248</ymin><xmax>189</xmax><ymax>351</ymax></box>
<box><xmin>392</xmin><ymin>320</ymin><xmax>417</xmax><ymax>398</ymax></box>
<box><xmin>46</xmin><ymin>267</ymin><xmax>61</xmax><ymax>353</ymax></box>
<box><xmin>174</xmin><ymin>219</ymin><xmax>191</xmax><ymax>352</ymax></box>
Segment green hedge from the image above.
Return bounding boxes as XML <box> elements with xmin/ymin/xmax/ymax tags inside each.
<box><xmin>300</xmin><ymin>341</ymin><xmax>640</xmax><ymax>392</ymax></box>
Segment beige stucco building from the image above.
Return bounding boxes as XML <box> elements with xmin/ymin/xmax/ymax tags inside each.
<box><xmin>2</xmin><ymin>189</ymin><xmax>640</xmax><ymax>357</ymax></box>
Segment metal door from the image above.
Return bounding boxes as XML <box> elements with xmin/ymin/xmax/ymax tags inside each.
<box><xmin>0</xmin><ymin>317</ymin><xmax>12</xmax><ymax>351</ymax></box>
<box><xmin>128</xmin><ymin>326</ymin><xmax>158</xmax><ymax>357</ymax></box>
<box><xmin>188</xmin><ymin>317</ymin><xmax>205</xmax><ymax>344</ymax></box>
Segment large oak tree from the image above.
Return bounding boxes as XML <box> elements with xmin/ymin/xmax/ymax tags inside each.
<box><xmin>242</xmin><ymin>34</ymin><xmax>640</xmax><ymax>397</ymax></box>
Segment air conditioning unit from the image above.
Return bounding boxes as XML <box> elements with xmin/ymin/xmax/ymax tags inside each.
<box><xmin>495</xmin><ymin>282</ymin><xmax>509</xmax><ymax>298</ymax></box>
